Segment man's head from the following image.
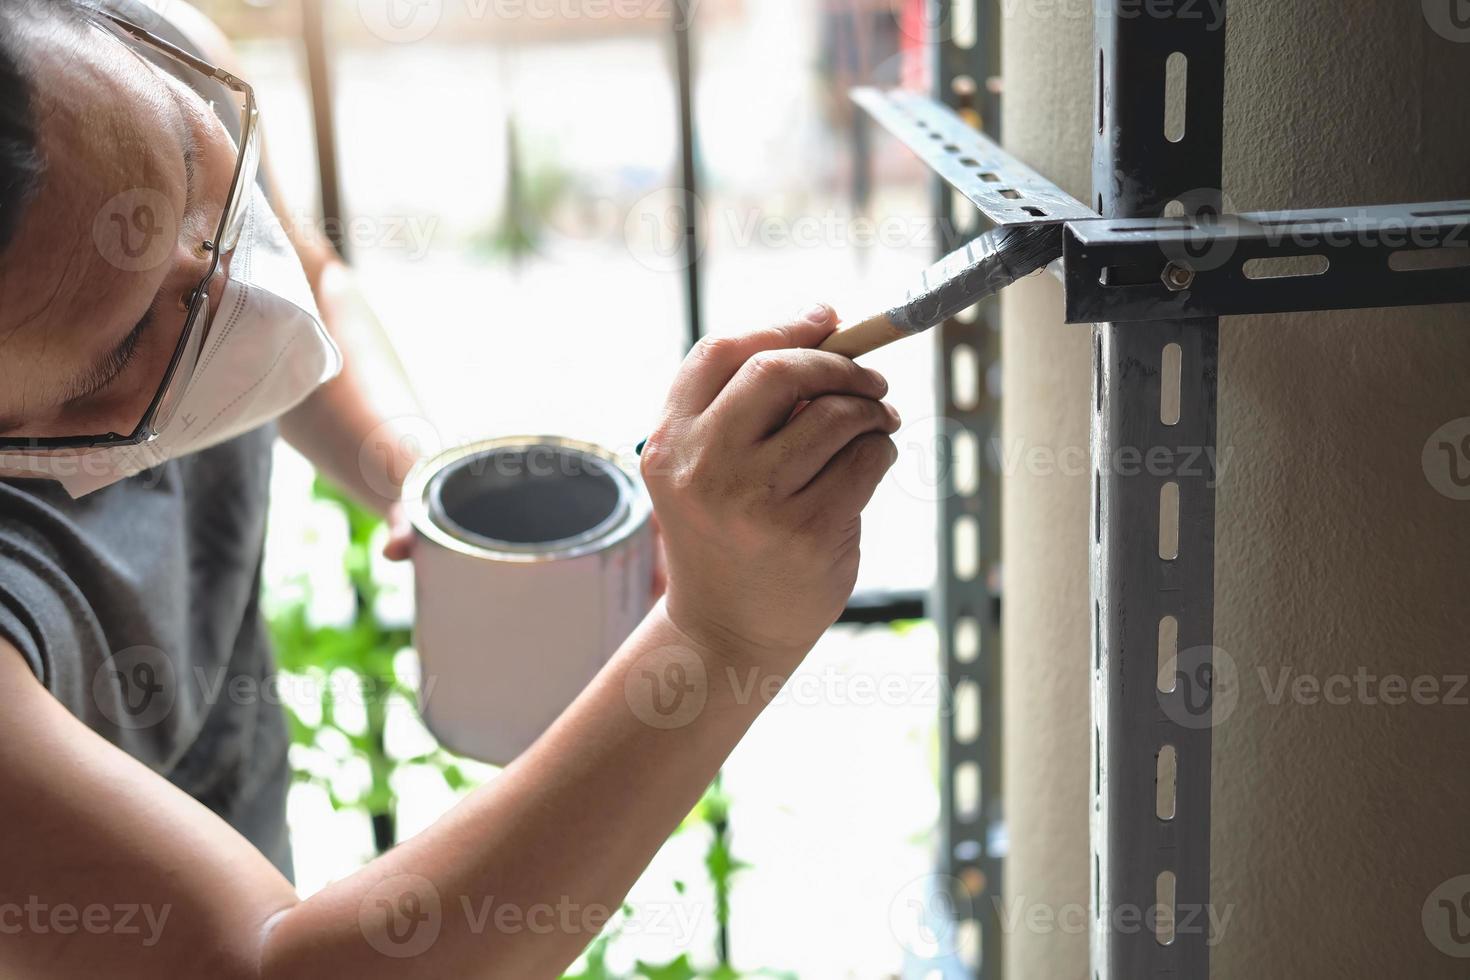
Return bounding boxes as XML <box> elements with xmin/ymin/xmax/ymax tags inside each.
<box><xmin>0</xmin><ymin>1</ymin><xmax>238</xmax><ymax>445</ymax></box>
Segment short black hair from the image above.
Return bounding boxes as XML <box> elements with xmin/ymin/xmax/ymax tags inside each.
<box><xmin>0</xmin><ymin>4</ymin><xmax>47</xmax><ymax>254</ymax></box>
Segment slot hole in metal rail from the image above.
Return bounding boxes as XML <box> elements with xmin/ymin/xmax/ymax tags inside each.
<box><xmin>1000</xmin><ymin>189</ymin><xmax>1022</xmax><ymax>200</ymax></box>
<box><xmin>1158</xmin><ymin>616</ymin><xmax>1179</xmax><ymax>692</ymax></box>
<box><xmin>955</xmin><ymin>615</ymin><xmax>980</xmax><ymax>664</ymax></box>
<box><xmin>1099</xmin><ymin>263</ymin><xmax>1164</xmax><ymax>287</ymax></box>
<box><xmin>1389</xmin><ymin>246</ymin><xmax>1470</xmax><ymax>272</ymax></box>
<box><xmin>953</xmin><ymin>429</ymin><xmax>980</xmax><ymax>497</ymax></box>
<box><xmin>1094</xmin><ymin>470</ymin><xmax>1101</xmax><ymax>544</ymax></box>
<box><xmin>1094</xmin><ymin>601</ymin><xmax>1101</xmax><ymax>671</ymax></box>
<box><xmin>954</xmin><ymin>679</ymin><xmax>980</xmax><ymax>744</ymax></box>
<box><xmin>1155</xmin><ymin>871</ymin><xmax>1177</xmax><ymax>945</ymax></box>
<box><xmin>1023</xmin><ymin>206</ymin><xmax>1047</xmax><ymax>217</ymax></box>
<box><xmin>1156</xmin><ymin>745</ymin><xmax>1177</xmax><ymax>820</ymax></box>
<box><xmin>1413</xmin><ymin>207</ymin><xmax>1470</xmax><ymax>218</ymax></box>
<box><xmin>951</xmin><ymin>344</ymin><xmax>980</xmax><ymax>410</ymax></box>
<box><xmin>1097</xmin><ymin>49</ymin><xmax>1105</xmax><ymax>135</ymax></box>
<box><xmin>1164</xmin><ymin>52</ymin><xmax>1188</xmax><ymax>143</ymax></box>
<box><xmin>952</xmin><ymin>0</ymin><xmax>977</xmax><ymax>49</ymax></box>
<box><xmin>1161</xmin><ymin>342</ymin><xmax>1182</xmax><ymax>425</ymax></box>
<box><xmin>955</xmin><ymin>761</ymin><xmax>980</xmax><ymax>821</ymax></box>
<box><xmin>981</xmin><ymin>172</ymin><xmax>1002</xmax><ymax>183</ymax></box>
<box><xmin>1094</xmin><ymin>855</ymin><xmax>1101</xmax><ymax>921</ymax></box>
<box><xmin>954</xmin><ymin>515</ymin><xmax>980</xmax><ymax>581</ymax></box>
<box><xmin>1094</xmin><ymin>726</ymin><xmax>1102</xmax><ymax>811</ymax></box>
<box><xmin>1093</xmin><ymin>333</ymin><xmax>1103</xmax><ymax>414</ymax></box>
<box><xmin>1256</xmin><ymin>216</ymin><xmax>1348</xmax><ymax>228</ymax></box>
<box><xmin>1159</xmin><ymin>482</ymin><xmax>1180</xmax><ymax>560</ymax></box>
<box><xmin>1242</xmin><ymin>254</ymin><xmax>1330</xmax><ymax>279</ymax></box>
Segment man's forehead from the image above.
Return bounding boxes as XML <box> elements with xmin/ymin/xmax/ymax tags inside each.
<box><xmin>0</xmin><ymin>21</ymin><xmax>179</xmax><ymax>414</ymax></box>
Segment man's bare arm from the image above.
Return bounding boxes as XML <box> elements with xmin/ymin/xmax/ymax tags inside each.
<box><xmin>0</xmin><ymin>310</ymin><xmax>900</xmax><ymax>979</ymax></box>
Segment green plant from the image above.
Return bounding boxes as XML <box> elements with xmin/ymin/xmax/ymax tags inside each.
<box><xmin>266</xmin><ymin>480</ymin><xmax>794</xmax><ymax>978</ymax></box>
<box><xmin>268</xmin><ymin>479</ymin><xmax>467</xmax><ymax>853</ymax></box>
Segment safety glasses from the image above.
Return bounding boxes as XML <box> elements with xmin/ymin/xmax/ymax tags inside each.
<box><xmin>0</xmin><ymin>12</ymin><xmax>259</xmax><ymax>452</ymax></box>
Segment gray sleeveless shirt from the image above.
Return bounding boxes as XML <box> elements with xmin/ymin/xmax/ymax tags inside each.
<box><xmin>0</xmin><ymin>0</ymin><xmax>294</xmax><ymax>878</ymax></box>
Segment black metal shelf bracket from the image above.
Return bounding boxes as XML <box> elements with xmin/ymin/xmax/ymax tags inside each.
<box><xmin>1065</xmin><ymin>201</ymin><xmax>1470</xmax><ymax>323</ymax></box>
<box><xmin>885</xmin><ymin>1</ymin><xmax>1470</xmax><ymax>979</ymax></box>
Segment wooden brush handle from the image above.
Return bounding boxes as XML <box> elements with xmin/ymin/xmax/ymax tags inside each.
<box><xmin>817</xmin><ymin>312</ymin><xmax>908</xmax><ymax>360</ymax></box>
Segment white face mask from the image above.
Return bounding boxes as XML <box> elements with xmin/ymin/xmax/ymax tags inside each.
<box><xmin>1</xmin><ymin>187</ymin><xmax>342</xmax><ymax>497</ymax></box>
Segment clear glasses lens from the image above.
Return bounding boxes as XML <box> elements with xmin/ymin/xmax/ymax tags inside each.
<box><xmin>149</xmin><ymin>281</ymin><xmax>215</xmax><ymax>436</ymax></box>
<box><xmin>218</xmin><ymin>105</ymin><xmax>259</xmax><ymax>253</ymax></box>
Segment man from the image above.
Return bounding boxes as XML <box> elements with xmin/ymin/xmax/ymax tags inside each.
<box><xmin>0</xmin><ymin>1</ymin><xmax>900</xmax><ymax>977</ymax></box>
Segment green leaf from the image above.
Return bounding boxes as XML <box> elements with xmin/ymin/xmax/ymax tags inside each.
<box><xmin>634</xmin><ymin>955</ymin><xmax>697</xmax><ymax>980</ymax></box>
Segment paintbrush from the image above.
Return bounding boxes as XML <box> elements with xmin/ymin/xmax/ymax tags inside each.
<box><xmin>635</xmin><ymin>221</ymin><xmax>1060</xmax><ymax>455</ymax></box>
<box><xmin>816</xmin><ymin>221</ymin><xmax>1060</xmax><ymax>359</ymax></box>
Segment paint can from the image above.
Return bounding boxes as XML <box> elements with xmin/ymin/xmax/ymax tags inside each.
<box><xmin>404</xmin><ymin>436</ymin><xmax>656</xmax><ymax>765</ymax></box>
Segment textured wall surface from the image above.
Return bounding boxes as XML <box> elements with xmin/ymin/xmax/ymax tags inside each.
<box><xmin>1000</xmin><ymin>1</ymin><xmax>1470</xmax><ymax>977</ymax></box>
<box><xmin>998</xmin><ymin>4</ymin><xmax>1096</xmax><ymax>977</ymax></box>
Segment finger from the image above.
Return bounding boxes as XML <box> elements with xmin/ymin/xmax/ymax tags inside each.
<box><xmin>766</xmin><ymin>395</ymin><xmax>901</xmax><ymax>492</ymax></box>
<box><xmin>707</xmin><ymin>348</ymin><xmax>890</xmax><ymax>448</ymax></box>
<box><xmin>795</xmin><ymin>431</ymin><xmax>898</xmax><ymax>522</ymax></box>
<box><xmin>663</xmin><ymin>305</ymin><xmax>839</xmax><ymax>418</ymax></box>
<box><xmin>383</xmin><ymin>504</ymin><xmax>415</xmax><ymax>562</ymax></box>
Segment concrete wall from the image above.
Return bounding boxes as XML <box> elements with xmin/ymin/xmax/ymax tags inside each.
<box><xmin>1000</xmin><ymin>2</ymin><xmax>1470</xmax><ymax>977</ymax></box>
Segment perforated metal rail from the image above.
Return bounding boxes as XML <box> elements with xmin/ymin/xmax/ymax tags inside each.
<box><xmin>864</xmin><ymin>2</ymin><xmax>1470</xmax><ymax>978</ymax></box>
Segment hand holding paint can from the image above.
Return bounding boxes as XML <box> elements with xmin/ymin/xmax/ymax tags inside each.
<box><xmin>404</xmin><ymin>437</ymin><xmax>656</xmax><ymax>765</ymax></box>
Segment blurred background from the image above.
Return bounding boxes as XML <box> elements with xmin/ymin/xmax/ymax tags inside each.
<box><xmin>189</xmin><ymin>0</ymin><xmax>960</xmax><ymax>974</ymax></box>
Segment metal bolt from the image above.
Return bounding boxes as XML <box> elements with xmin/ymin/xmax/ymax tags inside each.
<box><xmin>1162</xmin><ymin>262</ymin><xmax>1196</xmax><ymax>292</ymax></box>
